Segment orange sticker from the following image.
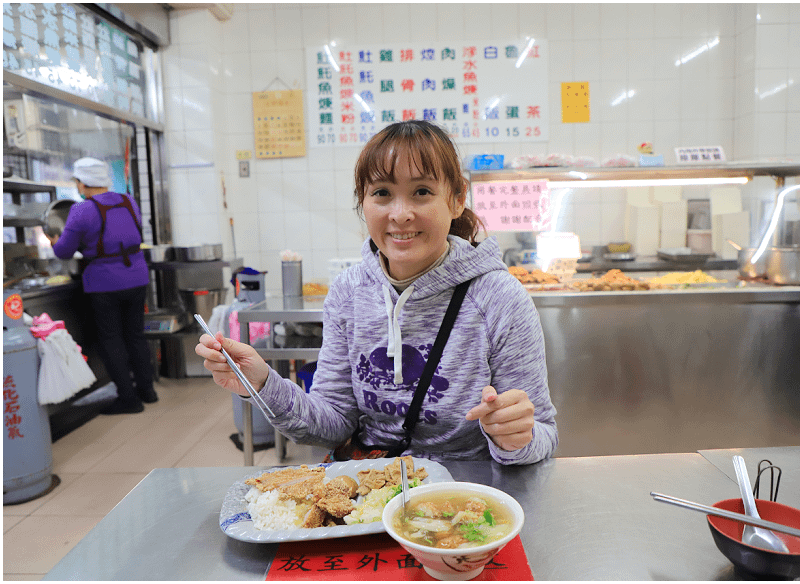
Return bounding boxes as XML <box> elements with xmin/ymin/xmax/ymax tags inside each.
<box><xmin>4</xmin><ymin>293</ymin><xmax>23</xmax><ymax>320</ymax></box>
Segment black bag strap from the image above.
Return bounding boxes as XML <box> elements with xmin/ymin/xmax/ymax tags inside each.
<box><xmin>354</xmin><ymin>278</ymin><xmax>473</xmax><ymax>457</ymax></box>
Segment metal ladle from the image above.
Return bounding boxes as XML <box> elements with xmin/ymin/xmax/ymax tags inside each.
<box><xmin>732</xmin><ymin>455</ymin><xmax>789</xmax><ymax>552</ymax></box>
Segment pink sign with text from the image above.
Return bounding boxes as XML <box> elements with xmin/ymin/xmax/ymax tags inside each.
<box><xmin>472</xmin><ymin>180</ymin><xmax>551</xmax><ymax>231</ymax></box>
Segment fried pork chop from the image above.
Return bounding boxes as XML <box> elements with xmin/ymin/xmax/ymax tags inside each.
<box><xmin>245</xmin><ymin>465</ymin><xmax>326</xmax><ymax>493</ymax></box>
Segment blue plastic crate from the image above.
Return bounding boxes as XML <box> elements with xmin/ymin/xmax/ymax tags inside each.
<box><xmin>469</xmin><ymin>154</ymin><xmax>505</xmax><ymax>170</ymax></box>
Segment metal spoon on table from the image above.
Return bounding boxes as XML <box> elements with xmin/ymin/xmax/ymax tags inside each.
<box><xmin>732</xmin><ymin>455</ymin><xmax>789</xmax><ymax>552</ymax></box>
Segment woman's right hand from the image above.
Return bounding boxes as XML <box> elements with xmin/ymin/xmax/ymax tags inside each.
<box><xmin>195</xmin><ymin>332</ymin><xmax>269</xmax><ymax>397</ymax></box>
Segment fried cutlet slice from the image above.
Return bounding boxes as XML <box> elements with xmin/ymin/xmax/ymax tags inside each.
<box><xmin>327</xmin><ymin>475</ymin><xmax>358</xmax><ymax>498</ymax></box>
<box><xmin>277</xmin><ymin>475</ymin><xmax>326</xmax><ymax>502</ymax></box>
<box><xmin>384</xmin><ymin>456</ymin><xmax>411</xmax><ymax>485</ymax></box>
<box><xmin>313</xmin><ymin>474</ymin><xmax>359</xmax><ymax>500</ymax></box>
<box><xmin>245</xmin><ymin>465</ymin><xmax>325</xmax><ymax>493</ymax></box>
<box><xmin>301</xmin><ymin>504</ymin><xmax>328</xmax><ymax>528</ymax></box>
<box><xmin>316</xmin><ymin>493</ymin><xmax>355</xmax><ymax>518</ymax></box>
<box><xmin>355</xmin><ymin>468</ymin><xmax>387</xmax><ymax>496</ymax></box>
<box><xmin>383</xmin><ymin>457</ymin><xmax>428</xmax><ymax>486</ymax></box>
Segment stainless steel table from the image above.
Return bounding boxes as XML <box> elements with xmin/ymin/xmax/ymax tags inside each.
<box><xmin>43</xmin><ymin>446</ymin><xmax>799</xmax><ymax>581</ymax></box>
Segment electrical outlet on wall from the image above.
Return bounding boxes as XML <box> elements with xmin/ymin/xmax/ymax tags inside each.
<box><xmin>239</xmin><ymin>160</ymin><xmax>250</xmax><ymax>178</ymax></box>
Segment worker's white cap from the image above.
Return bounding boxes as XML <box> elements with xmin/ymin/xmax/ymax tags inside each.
<box><xmin>72</xmin><ymin>157</ymin><xmax>111</xmax><ymax>188</ymax></box>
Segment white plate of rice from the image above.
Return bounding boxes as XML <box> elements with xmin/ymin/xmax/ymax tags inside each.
<box><xmin>219</xmin><ymin>457</ymin><xmax>452</xmax><ymax>543</ymax></box>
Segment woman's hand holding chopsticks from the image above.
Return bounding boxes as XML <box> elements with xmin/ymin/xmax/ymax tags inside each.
<box><xmin>195</xmin><ymin>333</ymin><xmax>269</xmax><ymax>397</ymax></box>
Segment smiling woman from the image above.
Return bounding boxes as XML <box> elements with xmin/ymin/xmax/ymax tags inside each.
<box><xmin>360</xmin><ymin>153</ymin><xmax>463</xmax><ymax>281</ymax></box>
<box><xmin>196</xmin><ymin>120</ymin><xmax>558</xmax><ymax>466</ymax></box>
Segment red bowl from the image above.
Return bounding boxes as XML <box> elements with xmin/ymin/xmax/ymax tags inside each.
<box><xmin>707</xmin><ymin>498</ymin><xmax>800</xmax><ymax>579</ymax></box>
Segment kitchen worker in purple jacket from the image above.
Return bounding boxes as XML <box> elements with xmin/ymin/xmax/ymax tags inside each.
<box><xmin>49</xmin><ymin>157</ymin><xmax>157</xmax><ymax>414</ymax></box>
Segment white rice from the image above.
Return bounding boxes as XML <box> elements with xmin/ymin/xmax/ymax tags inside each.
<box><xmin>245</xmin><ymin>486</ymin><xmax>299</xmax><ymax>530</ymax></box>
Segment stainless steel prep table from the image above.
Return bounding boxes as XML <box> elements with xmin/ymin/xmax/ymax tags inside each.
<box><xmin>43</xmin><ymin>446</ymin><xmax>799</xmax><ymax>580</ymax></box>
<box><xmin>238</xmin><ymin>295</ymin><xmax>325</xmax><ymax>465</ymax></box>
<box><xmin>530</xmin><ymin>274</ymin><xmax>800</xmax><ymax>457</ymax></box>
<box><xmin>237</xmin><ymin>282</ymin><xmax>800</xmax><ymax>464</ymax></box>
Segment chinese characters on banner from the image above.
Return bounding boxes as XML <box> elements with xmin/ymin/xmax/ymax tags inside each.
<box><xmin>473</xmin><ymin>180</ymin><xmax>551</xmax><ymax>232</ymax></box>
<box><xmin>265</xmin><ymin>534</ymin><xmax>534</xmax><ymax>581</ymax></box>
<box><xmin>4</xmin><ymin>375</ymin><xmax>24</xmax><ymax>440</ymax></box>
<box><xmin>252</xmin><ymin>90</ymin><xmax>307</xmax><ymax>159</ymax></box>
<box><xmin>307</xmin><ymin>40</ymin><xmax>548</xmax><ymax>147</ymax></box>
<box><xmin>2</xmin><ymin>3</ymin><xmax>148</xmax><ymax>119</ymax></box>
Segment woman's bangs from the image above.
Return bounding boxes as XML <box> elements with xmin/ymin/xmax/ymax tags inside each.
<box><xmin>365</xmin><ymin>132</ymin><xmax>445</xmax><ymax>184</ymax></box>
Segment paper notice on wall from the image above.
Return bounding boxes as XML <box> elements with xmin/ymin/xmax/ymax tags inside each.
<box><xmin>561</xmin><ymin>82</ymin><xmax>590</xmax><ymax>123</ymax></box>
<box><xmin>472</xmin><ymin>180</ymin><xmax>551</xmax><ymax>231</ymax></box>
<box><xmin>252</xmin><ymin>90</ymin><xmax>307</xmax><ymax>159</ymax></box>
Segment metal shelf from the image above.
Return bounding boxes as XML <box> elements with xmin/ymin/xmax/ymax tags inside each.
<box><xmin>3</xmin><ymin>217</ymin><xmax>45</xmax><ymax>227</ymax></box>
<box><xmin>3</xmin><ymin>178</ymin><xmax>59</xmax><ymax>194</ymax></box>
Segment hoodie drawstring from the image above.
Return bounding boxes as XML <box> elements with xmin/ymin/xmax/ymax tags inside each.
<box><xmin>382</xmin><ymin>284</ymin><xmax>415</xmax><ymax>384</ymax></box>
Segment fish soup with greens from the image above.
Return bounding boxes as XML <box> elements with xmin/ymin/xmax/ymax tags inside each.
<box><xmin>391</xmin><ymin>491</ymin><xmax>513</xmax><ymax>549</ymax></box>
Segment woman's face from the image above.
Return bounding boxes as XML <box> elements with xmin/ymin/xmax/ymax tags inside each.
<box><xmin>362</xmin><ymin>151</ymin><xmax>465</xmax><ymax>281</ymax></box>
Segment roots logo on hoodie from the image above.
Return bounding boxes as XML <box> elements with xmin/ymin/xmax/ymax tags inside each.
<box><xmin>356</xmin><ymin>344</ymin><xmax>449</xmax><ymax>420</ymax></box>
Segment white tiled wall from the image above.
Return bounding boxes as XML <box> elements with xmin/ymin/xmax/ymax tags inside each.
<box><xmin>162</xmin><ymin>3</ymin><xmax>799</xmax><ymax>290</ymax></box>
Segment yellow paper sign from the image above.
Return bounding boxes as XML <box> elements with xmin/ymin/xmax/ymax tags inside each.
<box><xmin>252</xmin><ymin>90</ymin><xmax>306</xmax><ymax>159</ymax></box>
<box><xmin>236</xmin><ymin>150</ymin><xmax>252</xmax><ymax>160</ymax></box>
<box><xmin>561</xmin><ymin>82</ymin><xmax>590</xmax><ymax>123</ymax></box>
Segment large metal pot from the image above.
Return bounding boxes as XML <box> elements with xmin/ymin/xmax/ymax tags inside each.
<box><xmin>737</xmin><ymin>248</ymin><xmax>768</xmax><ymax>279</ymax></box>
<box><xmin>178</xmin><ymin>289</ymin><xmax>223</xmax><ymax>322</ymax></box>
<box><xmin>765</xmin><ymin>246</ymin><xmax>800</xmax><ymax>285</ymax></box>
<box><xmin>142</xmin><ymin>244</ymin><xmax>173</xmax><ymax>263</ymax></box>
<box><xmin>42</xmin><ymin>199</ymin><xmax>75</xmax><ymax>238</ymax></box>
<box><xmin>172</xmin><ymin>244</ymin><xmax>222</xmax><ymax>262</ymax></box>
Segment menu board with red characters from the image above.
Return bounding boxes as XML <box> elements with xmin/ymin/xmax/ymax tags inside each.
<box><xmin>306</xmin><ymin>39</ymin><xmax>549</xmax><ymax>147</ymax></box>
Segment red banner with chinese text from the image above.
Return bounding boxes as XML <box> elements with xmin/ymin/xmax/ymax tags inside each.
<box><xmin>265</xmin><ymin>533</ymin><xmax>533</xmax><ymax>580</ymax></box>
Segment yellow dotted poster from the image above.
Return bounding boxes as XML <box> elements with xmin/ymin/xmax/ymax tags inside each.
<box><xmin>253</xmin><ymin>90</ymin><xmax>306</xmax><ymax>159</ymax></box>
<box><xmin>561</xmin><ymin>82</ymin><xmax>590</xmax><ymax>123</ymax></box>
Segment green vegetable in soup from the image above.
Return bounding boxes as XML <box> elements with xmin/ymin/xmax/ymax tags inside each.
<box><xmin>392</xmin><ymin>491</ymin><xmax>512</xmax><ymax>549</ymax></box>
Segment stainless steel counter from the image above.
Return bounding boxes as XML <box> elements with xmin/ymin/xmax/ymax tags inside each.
<box><xmin>577</xmin><ymin>256</ymin><xmax>738</xmax><ymax>273</ymax></box>
<box><xmin>237</xmin><ymin>283</ymin><xmax>800</xmax><ymax>464</ymax></box>
<box><xmin>43</xmin><ymin>446</ymin><xmax>799</xmax><ymax>581</ymax></box>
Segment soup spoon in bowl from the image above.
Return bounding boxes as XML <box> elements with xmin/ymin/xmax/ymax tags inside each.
<box><xmin>400</xmin><ymin>460</ymin><xmax>410</xmax><ymax>520</ymax></box>
<box><xmin>732</xmin><ymin>455</ymin><xmax>789</xmax><ymax>553</ymax></box>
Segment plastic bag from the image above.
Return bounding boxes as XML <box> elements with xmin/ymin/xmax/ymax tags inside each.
<box><xmin>37</xmin><ymin>328</ymin><xmax>96</xmax><ymax>405</ymax></box>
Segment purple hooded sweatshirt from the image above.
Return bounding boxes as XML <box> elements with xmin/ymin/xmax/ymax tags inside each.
<box><xmin>255</xmin><ymin>235</ymin><xmax>558</xmax><ymax>465</ymax></box>
<box><xmin>52</xmin><ymin>192</ymin><xmax>148</xmax><ymax>293</ymax></box>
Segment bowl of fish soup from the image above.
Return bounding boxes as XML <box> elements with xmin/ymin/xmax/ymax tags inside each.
<box><xmin>382</xmin><ymin>481</ymin><xmax>524</xmax><ymax>580</ymax></box>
